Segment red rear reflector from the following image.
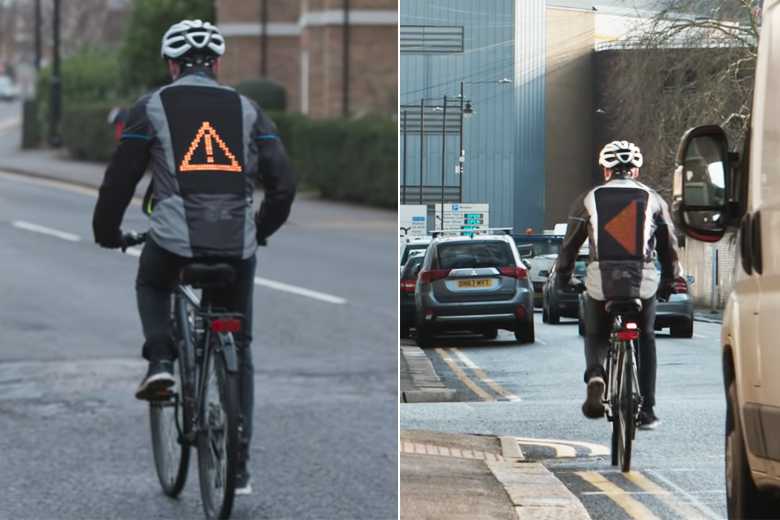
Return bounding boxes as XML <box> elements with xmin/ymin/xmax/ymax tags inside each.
<box><xmin>400</xmin><ymin>279</ymin><xmax>416</xmax><ymax>293</ymax></box>
<box><xmin>499</xmin><ymin>266</ymin><xmax>528</xmax><ymax>279</ymax></box>
<box><xmin>211</xmin><ymin>319</ymin><xmax>241</xmax><ymax>333</ymax></box>
<box><xmin>515</xmin><ymin>305</ymin><xmax>527</xmax><ymax>320</ymax></box>
<box><xmin>616</xmin><ymin>329</ymin><xmax>639</xmax><ymax>341</ymax></box>
<box><xmin>420</xmin><ymin>269</ymin><xmax>450</xmax><ymax>284</ymax></box>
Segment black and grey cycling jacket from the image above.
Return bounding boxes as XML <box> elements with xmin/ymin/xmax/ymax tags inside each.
<box><xmin>93</xmin><ymin>69</ymin><xmax>296</xmax><ymax>259</ymax></box>
<box><xmin>554</xmin><ymin>178</ymin><xmax>681</xmax><ymax>301</ymax></box>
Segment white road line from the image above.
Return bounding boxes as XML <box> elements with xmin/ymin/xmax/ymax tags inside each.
<box><xmin>513</xmin><ymin>436</ymin><xmax>609</xmax><ymax>456</ymax></box>
<box><xmin>9</xmin><ymin>218</ymin><xmax>347</xmax><ymax>305</ymax></box>
<box><xmin>12</xmin><ymin>220</ymin><xmax>80</xmax><ymax>242</ymax></box>
<box><xmin>646</xmin><ymin>469</ymin><xmax>723</xmax><ymax>520</ymax></box>
<box><xmin>253</xmin><ymin>277</ymin><xmax>347</xmax><ymax>305</ymax></box>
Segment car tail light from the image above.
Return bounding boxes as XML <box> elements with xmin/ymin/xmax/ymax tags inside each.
<box><xmin>400</xmin><ymin>279</ymin><xmax>416</xmax><ymax>293</ymax></box>
<box><xmin>211</xmin><ymin>318</ymin><xmax>241</xmax><ymax>333</ymax></box>
<box><xmin>673</xmin><ymin>276</ymin><xmax>688</xmax><ymax>294</ymax></box>
<box><xmin>616</xmin><ymin>322</ymin><xmax>639</xmax><ymax>341</ymax></box>
<box><xmin>515</xmin><ymin>305</ymin><xmax>527</xmax><ymax>320</ymax></box>
<box><xmin>419</xmin><ymin>269</ymin><xmax>450</xmax><ymax>284</ymax></box>
<box><xmin>499</xmin><ymin>266</ymin><xmax>528</xmax><ymax>279</ymax></box>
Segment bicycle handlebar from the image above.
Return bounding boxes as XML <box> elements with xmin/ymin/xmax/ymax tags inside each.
<box><xmin>121</xmin><ymin>231</ymin><xmax>148</xmax><ymax>252</ymax></box>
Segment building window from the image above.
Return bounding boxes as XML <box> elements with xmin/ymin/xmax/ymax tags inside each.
<box><xmin>400</xmin><ymin>25</ymin><xmax>464</xmax><ymax>54</ymax></box>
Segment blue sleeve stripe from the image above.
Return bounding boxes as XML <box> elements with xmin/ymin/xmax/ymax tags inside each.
<box><xmin>256</xmin><ymin>134</ymin><xmax>280</xmax><ymax>141</ymax></box>
<box><xmin>121</xmin><ymin>133</ymin><xmax>152</xmax><ymax>141</ymax></box>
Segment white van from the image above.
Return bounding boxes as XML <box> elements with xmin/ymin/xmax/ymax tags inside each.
<box><xmin>673</xmin><ymin>2</ymin><xmax>780</xmax><ymax>516</ymax></box>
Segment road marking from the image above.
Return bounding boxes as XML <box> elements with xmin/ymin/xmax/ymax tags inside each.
<box><xmin>0</xmin><ymin>117</ymin><xmax>20</xmax><ymax>133</ymax></box>
<box><xmin>399</xmin><ymin>441</ymin><xmax>504</xmax><ymax>462</ymax></box>
<box><xmin>514</xmin><ymin>439</ymin><xmax>577</xmax><ymax>458</ymax></box>
<box><xmin>513</xmin><ymin>437</ymin><xmax>609</xmax><ymax>457</ymax></box>
<box><xmin>12</xmin><ymin>220</ymin><xmax>80</xmax><ymax>242</ymax></box>
<box><xmin>253</xmin><ymin>276</ymin><xmax>347</xmax><ymax>305</ymax></box>
<box><xmin>450</xmin><ymin>348</ymin><xmax>520</xmax><ymax>401</ymax></box>
<box><xmin>624</xmin><ymin>471</ymin><xmax>710</xmax><ymax>519</ymax></box>
<box><xmin>435</xmin><ymin>348</ymin><xmax>494</xmax><ymax>401</ymax></box>
<box><xmin>576</xmin><ymin>471</ymin><xmax>660</xmax><ymax>519</ymax></box>
<box><xmin>645</xmin><ymin>469</ymin><xmax>722</xmax><ymax>520</ymax></box>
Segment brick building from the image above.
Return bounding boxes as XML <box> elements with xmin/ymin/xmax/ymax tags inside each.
<box><xmin>216</xmin><ymin>0</ymin><xmax>398</xmax><ymax>118</ymax></box>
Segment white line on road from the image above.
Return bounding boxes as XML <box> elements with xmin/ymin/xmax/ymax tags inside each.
<box><xmin>9</xmin><ymin>219</ymin><xmax>347</xmax><ymax>305</ymax></box>
<box><xmin>12</xmin><ymin>220</ymin><xmax>81</xmax><ymax>242</ymax></box>
<box><xmin>253</xmin><ymin>277</ymin><xmax>347</xmax><ymax>305</ymax></box>
<box><xmin>646</xmin><ymin>469</ymin><xmax>723</xmax><ymax>520</ymax></box>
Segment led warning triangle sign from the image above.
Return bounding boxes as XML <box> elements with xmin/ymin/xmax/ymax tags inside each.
<box><xmin>179</xmin><ymin>121</ymin><xmax>242</xmax><ymax>173</ymax></box>
<box><xmin>604</xmin><ymin>200</ymin><xmax>638</xmax><ymax>255</ymax></box>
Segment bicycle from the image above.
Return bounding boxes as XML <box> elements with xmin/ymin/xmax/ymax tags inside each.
<box><xmin>602</xmin><ymin>298</ymin><xmax>644</xmax><ymax>473</ymax></box>
<box><xmin>122</xmin><ymin>232</ymin><xmax>244</xmax><ymax>519</ymax></box>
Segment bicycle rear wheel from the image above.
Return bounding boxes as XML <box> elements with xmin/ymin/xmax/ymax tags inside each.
<box><xmin>197</xmin><ymin>344</ymin><xmax>240</xmax><ymax>519</ymax></box>
<box><xmin>617</xmin><ymin>344</ymin><xmax>636</xmax><ymax>472</ymax></box>
<box><xmin>149</xmin><ymin>357</ymin><xmax>191</xmax><ymax>497</ymax></box>
<box><xmin>609</xmin><ymin>349</ymin><xmax>620</xmax><ymax>467</ymax></box>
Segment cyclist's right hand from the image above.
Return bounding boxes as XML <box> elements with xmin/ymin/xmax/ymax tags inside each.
<box><xmin>657</xmin><ymin>279</ymin><xmax>674</xmax><ymax>301</ymax></box>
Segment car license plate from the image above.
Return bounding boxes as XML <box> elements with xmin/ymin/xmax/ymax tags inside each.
<box><xmin>458</xmin><ymin>279</ymin><xmax>491</xmax><ymax>288</ymax></box>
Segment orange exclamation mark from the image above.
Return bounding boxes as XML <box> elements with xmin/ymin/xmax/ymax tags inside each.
<box><xmin>204</xmin><ymin>129</ymin><xmax>215</xmax><ymax>164</ymax></box>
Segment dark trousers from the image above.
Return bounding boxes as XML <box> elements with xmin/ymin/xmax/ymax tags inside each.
<box><xmin>582</xmin><ymin>295</ymin><xmax>657</xmax><ymax>409</ymax></box>
<box><xmin>136</xmin><ymin>238</ymin><xmax>257</xmax><ymax>445</ymax></box>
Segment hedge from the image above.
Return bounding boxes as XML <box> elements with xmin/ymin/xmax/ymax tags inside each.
<box><xmin>235</xmin><ymin>79</ymin><xmax>287</xmax><ymax>112</ymax></box>
<box><xmin>60</xmin><ymin>103</ymin><xmax>397</xmax><ymax>208</ymax></box>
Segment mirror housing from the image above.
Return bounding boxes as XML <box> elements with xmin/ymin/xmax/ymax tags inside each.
<box><xmin>673</xmin><ymin>125</ymin><xmax>735</xmax><ymax>243</ymax></box>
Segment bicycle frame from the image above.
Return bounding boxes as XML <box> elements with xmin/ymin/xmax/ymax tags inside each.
<box><xmin>172</xmin><ymin>284</ymin><xmax>242</xmax><ymax>445</ymax></box>
<box><xmin>603</xmin><ymin>314</ymin><xmax>643</xmax><ymax>422</ymax></box>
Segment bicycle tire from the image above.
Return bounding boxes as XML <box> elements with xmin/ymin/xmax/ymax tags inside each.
<box><xmin>618</xmin><ymin>343</ymin><xmax>635</xmax><ymax>472</ymax></box>
<box><xmin>149</xmin><ymin>356</ymin><xmax>191</xmax><ymax>497</ymax></box>
<box><xmin>609</xmin><ymin>349</ymin><xmax>620</xmax><ymax>467</ymax></box>
<box><xmin>197</xmin><ymin>342</ymin><xmax>240</xmax><ymax>519</ymax></box>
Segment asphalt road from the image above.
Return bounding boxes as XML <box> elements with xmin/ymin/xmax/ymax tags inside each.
<box><xmin>0</xmin><ymin>170</ymin><xmax>397</xmax><ymax>519</ymax></box>
<box><xmin>401</xmin><ymin>313</ymin><xmax>727</xmax><ymax>519</ymax></box>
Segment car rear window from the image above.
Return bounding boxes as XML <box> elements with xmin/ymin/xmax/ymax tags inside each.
<box><xmin>401</xmin><ymin>244</ymin><xmax>428</xmax><ymax>266</ymax></box>
<box><xmin>401</xmin><ymin>256</ymin><xmax>424</xmax><ymax>278</ymax></box>
<box><xmin>514</xmin><ymin>239</ymin><xmax>562</xmax><ymax>258</ymax></box>
<box><xmin>574</xmin><ymin>260</ymin><xmax>587</xmax><ymax>277</ymax></box>
<box><xmin>436</xmin><ymin>241</ymin><xmax>514</xmax><ymax>269</ymax></box>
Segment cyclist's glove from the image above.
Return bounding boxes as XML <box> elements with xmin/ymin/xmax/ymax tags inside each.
<box><xmin>96</xmin><ymin>229</ymin><xmax>124</xmax><ymax>249</ymax></box>
<box><xmin>657</xmin><ymin>278</ymin><xmax>675</xmax><ymax>301</ymax></box>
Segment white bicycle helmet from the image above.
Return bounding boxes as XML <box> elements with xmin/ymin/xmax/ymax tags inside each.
<box><xmin>161</xmin><ymin>20</ymin><xmax>225</xmax><ymax>60</ymax></box>
<box><xmin>599</xmin><ymin>140</ymin><xmax>643</xmax><ymax>169</ymax></box>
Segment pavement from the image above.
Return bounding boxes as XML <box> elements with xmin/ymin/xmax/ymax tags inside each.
<box><xmin>400</xmin><ymin>312</ymin><xmax>729</xmax><ymax>519</ymax></box>
<box><xmin>0</xmin><ymin>100</ymin><xmax>398</xmax><ymax>519</ymax></box>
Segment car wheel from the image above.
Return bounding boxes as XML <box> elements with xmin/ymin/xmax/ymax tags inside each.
<box><xmin>542</xmin><ymin>303</ymin><xmax>549</xmax><ymax>323</ymax></box>
<box><xmin>416</xmin><ymin>325</ymin><xmax>434</xmax><ymax>349</ymax></box>
<box><xmin>548</xmin><ymin>302</ymin><xmax>560</xmax><ymax>325</ymax></box>
<box><xmin>483</xmin><ymin>328</ymin><xmax>498</xmax><ymax>340</ymax></box>
<box><xmin>671</xmin><ymin>320</ymin><xmax>693</xmax><ymax>338</ymax></box>
<box><xmin>726</xmin><ymin>379</ymin><xmax>776</xmax><ymax>518</ymax></box>
<box><xmin>514</xmin><ymin>319</ymin><xmax>535</xmax><ymax>344</ymax></box>
<box><xmin>578</xmin><ymin>318</ymin><xmax>585</xmax><ymax>337</ymax></box>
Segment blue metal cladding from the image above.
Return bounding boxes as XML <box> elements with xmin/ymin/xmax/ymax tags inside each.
<box><xmin>400</xmin><ymin>0</ymin><xmax>546</xmax><ymax>231</ymax></box>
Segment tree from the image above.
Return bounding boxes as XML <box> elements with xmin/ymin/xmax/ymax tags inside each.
<box><xmin>119</xmin><ymin>0</ymin><xmax>215</xmax><ymax>92</ymax></box>
<box><xmin>595</xmin><ymin>0</ymin><xmax>759</xmax><ymax>199</ymax></box>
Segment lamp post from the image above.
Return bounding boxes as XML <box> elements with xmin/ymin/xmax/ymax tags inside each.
<box><xmin>49</xmin><ymin>0</ymin><xmax>61</xmax><ymax>147</ymax></box>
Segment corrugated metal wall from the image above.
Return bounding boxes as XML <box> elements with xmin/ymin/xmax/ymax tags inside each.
<box><xmin>400</xmin><ymin>0</ymin><xmax>546</xmax><ymax>231</ymax></box>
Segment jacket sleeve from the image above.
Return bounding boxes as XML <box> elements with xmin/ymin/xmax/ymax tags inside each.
<box><xmin>252</xmin><ymin>106</ymin><xmax>297</xmax><ymax>243</ymax></box>
<box><xmin>555</xmin><ymin>192</ymin><xmax>590</xmax><ymax>281</ymax></box>
<box><xmin>654</xmin><ymin>193</ymin><xmax>682</xmax><ymax>282</ymax></box>
<box><xmin>92</xmin><ymin>96</ymin><xmax>152</xmax><ymax>247</ymax></box>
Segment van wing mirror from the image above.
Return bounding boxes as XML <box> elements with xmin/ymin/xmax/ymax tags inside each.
<box><xmin>673</xmin><ymin>125</ymin><xmax>732</xmax><ymax>242</ymax></box>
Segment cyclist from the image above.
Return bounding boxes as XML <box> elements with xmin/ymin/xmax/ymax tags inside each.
<box><xmin>92</xmin><ymin>20</ymin><xmax>296</xmax><ymax>494</ymax></box>
<box><xmin>553</xmin><ymin>140</ymin><xmax>679</xmax><ymax>430</ymax></box>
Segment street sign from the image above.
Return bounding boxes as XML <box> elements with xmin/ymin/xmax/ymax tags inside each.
<box><xmin>399</xmin><ymin>205</ymin><xmax>428</xmax><ymax>237</ymax></box>
<box><xmin>434</xmin><ymin>203</ymin><xmax>489</xmax><ymax>233</ymax></box>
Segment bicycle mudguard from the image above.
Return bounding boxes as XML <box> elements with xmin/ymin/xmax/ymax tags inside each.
<box><xmin>219</xmin><ymin>334</ymin><xmax>239</xmax><ymax>374</ymax></box>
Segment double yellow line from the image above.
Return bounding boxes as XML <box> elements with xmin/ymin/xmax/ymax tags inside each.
<box><xmin>434</xmin><ymin>347</ymin><xmax>519</xmax><ymax>401</ymax></box>
<box><xmin>576</xmin><ymin>470</ymin><xmax>713</xmax><ymax>519</ymax></box>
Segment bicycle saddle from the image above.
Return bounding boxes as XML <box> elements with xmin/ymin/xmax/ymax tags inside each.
<box><xmin>605</xmin><ymin>298</ymin><xmax>642</xmax><ymax>315</ymax></box>
<box><xmin>180</xmin><ymin>263</ymin><xmax>236</xmax><ymax>289</ymax></box>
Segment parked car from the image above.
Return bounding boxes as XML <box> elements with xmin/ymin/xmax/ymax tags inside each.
<box><xmin>576</xmin><ymin>273</ymin><xmax>694</xmax><ymax>337</ymax></box>
<box><xmin>400</xmin><ymin>255</ymin><xmax>424</xmax><ymax>339</ymax></box>
<box><xmin>513</xmin><ymin>234</ymin><xmax>563</xmax><ymax>307</ymax></box>
<box><xmin>672</xmin><ymin>3</ymin><xmax>780</xmax><ymax>514</ymax></box>
<box><xmin>415</xmin><ymin>231</ymin><xmax>534</xmax><ymax>347</ymax></box>
<box><xmin>0</xmin><ymin>76</ymin><xmax>18</xmax><ymax>101</ymax></box>
<box><xmin>399</xmin><ymin>235</ymin><xmax>431</xmax><ymax>274</ymax></box>
<box><xmin>541</xmin><ymin>254</ymin><xmax>588</xmax><ymax>324</ymax></box>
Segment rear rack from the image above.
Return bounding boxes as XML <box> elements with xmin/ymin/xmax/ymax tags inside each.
<box><xmin>431</xmin><ymin>227</ymin><xmax>513</xmax><ymax>239</ymax></box>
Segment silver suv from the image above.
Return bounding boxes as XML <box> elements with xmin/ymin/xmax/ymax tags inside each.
<box><xmin>414</xmin><ymin>231</ymin><xmax>534</xmax><ymax>347</ymax></box>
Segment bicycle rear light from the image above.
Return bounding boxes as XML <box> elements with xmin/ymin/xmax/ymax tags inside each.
<box><xmin>616</xmin><ymin>328</ymin><xmax>639</xmax><ymax>341</ymax></box>
<box><xmin>210</xmin><ymin>318</ymin><xmax>241</xmax><ymax>333</ymax></box>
